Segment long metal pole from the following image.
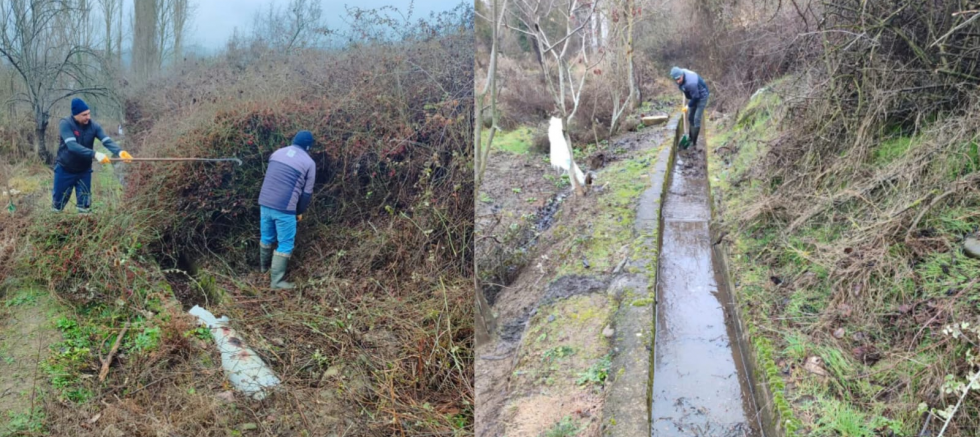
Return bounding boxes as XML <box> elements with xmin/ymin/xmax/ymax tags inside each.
<box><xmin>109</xmin><ymin>157</ymin><xmax>243</xmax><ymax>165</ymax></box>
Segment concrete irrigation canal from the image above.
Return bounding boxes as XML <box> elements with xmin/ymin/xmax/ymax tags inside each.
<box><xmin>647</xmin><ymin>125</ymin><xmax>765</xmax><ymax>437</ymax></box>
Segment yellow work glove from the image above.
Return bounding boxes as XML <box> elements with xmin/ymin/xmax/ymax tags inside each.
<box><xmin>119</xmin><ymin>150</ymin><xmax>133</xmax><ymax>163</ymax></box>
<box><xmin>297</xmin><ymin>214</ymin><xmax>303</xmax><ymax>222</ymax></box>
<box><xmin>94</xmin><ymin>151</ymin><xmax>111</xmax><ymax>164</ymax></box>
<box><xmin>681</xmin><ymin>107</ymin><xmax>688</xmax><ymax>114</ymax></box>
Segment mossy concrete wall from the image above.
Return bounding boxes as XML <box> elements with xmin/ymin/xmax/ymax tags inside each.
<box><xmin>600</xmin><ymin>115</ymin><xmax>678</xmax><ymax>437</ymax></box>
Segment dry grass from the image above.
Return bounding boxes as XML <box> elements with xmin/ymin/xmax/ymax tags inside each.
<box><xmin>2</xmin><ymin>6</ymin><xmax>474</xmax><ymax>436</ymax></box>
<box><xmin>713</xmin><ymin>73</ymin><xmax>980</xmax><ymax>435</ymax></box>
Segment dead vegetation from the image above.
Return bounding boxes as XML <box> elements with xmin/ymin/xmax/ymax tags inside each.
<box><xmin>704</xmin><ymin>0</ymin><xmax>980</xmax><ymax>434</ymax></box>
<box><xmin>1</xmin><ymin>5</ymin><xmax>474</xmax><ymax>436</ymax></box>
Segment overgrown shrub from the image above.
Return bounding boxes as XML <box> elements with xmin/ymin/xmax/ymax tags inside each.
<box><xmin>13</xmin><ymin>4</ymin><xmax>475</xmax><ymax>435</ymax></box>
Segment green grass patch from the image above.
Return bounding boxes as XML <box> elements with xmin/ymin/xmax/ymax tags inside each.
<box><xmin>3</xmin><ymin>289</ymin><xmax>40</xmax><ymax>308</ymax></box>
<box><xmin>2</xmin><ymin>406</ymin><xmax>46</xmax><ymax>436</ymax></box>
<box><xmin>736</xmin><ymin>87</ymin><xmax>781</xmax><ymax>129</ymax></box>
<box><xmin>915</xmin><ymin>250</ymin><xmax>980</xmax><ymax>298</ymax></box>
<box><xmin>543</xmin><ymin>416</ymin><xmax>583</xmax><ymax>437</ymax></box>
<box><xmin>556</xmin><ymin>145</ymin><xmax>660</xmax><ymax>276</ymax></box>
<box><xmin>813</xmin><ymin>398</ymin><xmax>874</xmax><ymax>437</ymax></box>
<box><xmin>872</xmin><ymin>135</ymin><xmax>919</xmax><ymax>166</ymax></box>
<box><xmin>542</xmin><ymin>345</ymin><xmax>575</xmax><ymax>362</ymax></box>
<box><xmin>43</xmin><ymin>302</ymin><xmax>166</xmax><ymax>403</ymax></box>
<box><xmin>486</xmin><ymin>126</ymin><xmax>534</xmax><ymax>155</ymax></box>
<box><xmin>576</xmin><ymin>354</ymin><xmax>611</xmax><ymax>386</ymax></box>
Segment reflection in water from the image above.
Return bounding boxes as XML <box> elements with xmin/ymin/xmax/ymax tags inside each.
<box><xmin>651</xmin><ymin>153</ymin><xmax>760</xmax><ymax>436</ymax></box>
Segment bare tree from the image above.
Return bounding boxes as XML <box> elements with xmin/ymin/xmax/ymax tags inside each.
<box><xmin>170</xmin><ymin>0</ymin><xmax>190</xmax><ymax>63</ymax></box>
<box><xmin>251</xmin><ymin>0</ymin><xmax>324</xmax><ymax>53</ymax></box>
<box><xmin>156</xmin><ymin>0</ymin><xmax>171</xmax><ymax>65</ymax></box>
<box><xmin>133</xmin><ymin>0</ymin><xmax>159</xmax><ymax>81</ymax></box>
<box><xmin>0</xmin><ymin>0</ymin><xmax>108</xmax><ymax>162</ymax></box>
<box><xmin>508</xmin><ymin>0</ymin><xmax>601</xmax><ymax>196</ymax></box>
<box><xmin>98</xmin><ymin>0</ymin><xmax>120</xmax><ymax>61</ymax></box>
<box><xmin>604</xmin><ymin>0</ymin><xmax>639</xmax><ymax>135</ymax></box>
<box><xmin>475</xmin><ymin>0</ymin><xmax>506</xmax><ymax>187</ymax></box>
<box><xmin>474</xmin><ymin>0</ymin><xmax>506</xmax><ymax>346</ymax></box>
<box><xmin>115</xmin><ymin>0</ymin><xmax>121</xmax><ymax>66</ymax></box>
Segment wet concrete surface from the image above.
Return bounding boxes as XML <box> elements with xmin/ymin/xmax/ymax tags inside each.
<box><xmin>651</xmin><ymin>149</ymin><xmax>760</xmax><ymax>437</ymax></box>
<box><xmin>601</xmin><ymin>123</ymin><xmax>675</xmax><ymax>437</ymax></box>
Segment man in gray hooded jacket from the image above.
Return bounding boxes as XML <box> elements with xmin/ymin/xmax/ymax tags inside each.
<box><xmin>670</xmin><ymin>66</ymin><xmax>710</xmax><ymax>149</ymax></box>
<box><xmin>257</xmin><ymin>131</ymin><xmax>316</xmax><ymax>289</ymax></box>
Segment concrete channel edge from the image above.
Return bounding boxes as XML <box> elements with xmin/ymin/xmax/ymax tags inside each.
<box><xmin>599</xmin><ymin>114</ymin><xmax>679</xmax><ymax>437</ymax></box>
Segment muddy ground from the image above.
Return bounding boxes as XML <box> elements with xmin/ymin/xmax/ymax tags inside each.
<box><xmin>476</xmin><ymin>121</ymin><xmax>672</xmax><ymax>437</ymax></box>
<box><xmin>0</xmin><ymin>289</ymin><xmax>59</xmax><ymax>434</ymax></box>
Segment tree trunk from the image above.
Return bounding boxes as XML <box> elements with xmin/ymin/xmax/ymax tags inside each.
<box><xmin>564</xmin><ymin>128</ymin><xmax>586</xmax><ymax>196</ymax></box>
<box><xmin>116</xmin><ymin>1</ymin><xmax>123</xmax><ymax>67</ymax></box>
<box><xmin>134</xmin><ymin>0</ymin><xmax>159</xmax><ymax>81</ymax></box>
<box><xmin>34</xmin><ymin>112</ymin><xmax>51</xmax><ymax>164</ymax></box>
<box><xmin>475</xmin><ymin>0</ymin><xmax>503</xmax><ymax>345</ymax></box>
<box><xmin>172</xmin><ymin>0</ymin><xmax>187</xmax><ymax>64</ymax></box>
<box><xmin>627</xmin><ymin>0</ymin><xmax>639</xmax><ymax>108</ymax></box>
<box><xmin>7</xmin><ymin>74</ymin><xmax>15</xmax><ymax>119</ymax></box>
<box><xmin>595</xmin><ymin>9</ymin><xmax>603</xmax><ymax>49</ymax></box>
<box><xmin>157</xmin><ymin>0</ymin><xmax>170</xmax><ymax>66</ymax></box>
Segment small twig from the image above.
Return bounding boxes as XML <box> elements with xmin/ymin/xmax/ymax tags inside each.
<box><xmin>288</xmin><ymin>391</ymin><xmax>314</xmax><ymax>433</ymax></box>
<box><xmin>919</xmin><ymin>411</ymin><xmax>934</xmax><ymax>437</ymax></box>
<box><xmin>936</xmin><ymin>367</ymin><xmax>980</xmax><ymax>437</ymax></box>
<box><xmin>99</xmin><ymin>321</ymin><xmax>130</xmax><ymax>382</ymax></box>
<box><xmin>29</xmin><ymin>327</ymin><xmax>42</xmax><ymax>425</ymax></box>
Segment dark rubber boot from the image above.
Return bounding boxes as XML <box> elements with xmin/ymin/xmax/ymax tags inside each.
<box><xmin>270</xmin><ymin>252</ymin><xmax>295</xmax><ymax>290</ymax></box>
<box><xmin>690</xmin><ymin>126</ymin><xmax>700</xmax><ymax>149</ymax></box>
<box><xmin>259</xmin><ymin>243</ymin><xmax>273</xmax><ymax>273</ymax></box>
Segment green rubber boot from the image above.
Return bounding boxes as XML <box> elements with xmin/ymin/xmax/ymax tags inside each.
<box><xmin>690</xmin><ymin>126</ymin><xmax>700</xmax><ymax>149</ymax></box>
<box><xmin>259</xmin><ymin>243</ymin><xmax>273</xmax><ymax>273</ymax></box>
<box><xmin>270</xmin><ymin>252</ymin><xmax>295</xmax><ymax>289</ymax></box>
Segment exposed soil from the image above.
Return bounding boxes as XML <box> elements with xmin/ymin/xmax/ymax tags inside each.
<box><xmin>0</xmin><ymin>290</ymin><xmax>60</xmax><ymax>432</ymax></box>
<box><xmin>476</xmin><ymin>123</ymin><xmax>671</xmax><ymax>437</ymax></box>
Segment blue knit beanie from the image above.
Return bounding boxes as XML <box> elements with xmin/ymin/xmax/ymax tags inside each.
<box><xmin>71</xmin><ymin>98</ymin><xmax>89</xmax><ymax>116</ymax></box>
<box><xmin>670</xmin><ymin>67</ymin><xmax>683</xmax><ymax>81</ymax></box>
<box><xmin>292</xmin><ymin>130</ymin><xmax>314</xmax><ymax>150</ymax></box>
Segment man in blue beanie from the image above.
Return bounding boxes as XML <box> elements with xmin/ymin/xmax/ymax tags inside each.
<box><xmin>52</xmin><ymin>98</ymin><xmax>133</xmax><ymax>213</ymax></box>
<box><xmin>670</xmin><ymin>66</ymin><xmax>710</xmax><ymax>149</ymax></box>
<box><xmin>257</xmin><ymin>130</ymin><xmax>317</xmax><ymax>289</ymax></box>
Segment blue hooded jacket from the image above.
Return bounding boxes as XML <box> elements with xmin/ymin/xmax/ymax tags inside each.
<box><xmin>677</xmin><ymin>69</ymin><xmax>710</xmax><ymax>109</ymax></box>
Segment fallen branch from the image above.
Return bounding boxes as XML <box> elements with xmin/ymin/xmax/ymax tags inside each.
<box><xmin>99</xmin><ymin>321</ymin><xmax>130</xmax><ymax>382</ymax></box>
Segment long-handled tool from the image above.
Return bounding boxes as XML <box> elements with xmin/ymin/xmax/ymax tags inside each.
<box><xmin>678</xmin><ymin>97</ymin><xmax>691</xmax><ymax>149</ymax></box>
<box><xmin>110</xmin><ymin>157</ymin><xmax>243</xmax><ymax>165</ymax></box>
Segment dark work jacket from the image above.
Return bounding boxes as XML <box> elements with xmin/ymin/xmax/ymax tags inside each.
<box><xmin>56</xmin><ymin>116</ymin><xmax>121</xmax><ymax>173</ymax></box>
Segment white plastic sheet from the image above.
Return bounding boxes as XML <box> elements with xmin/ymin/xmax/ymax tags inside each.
<box><xmin>188</xmin><ymin>305</ymin><xmax>281</xmax><ymax>400</ymax></box>
<box><xmin>548</xmin><ymin>117</ymin><xmax>586</xmax><ymax>186</ymax></box>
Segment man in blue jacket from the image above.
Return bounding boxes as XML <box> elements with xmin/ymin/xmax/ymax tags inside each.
<box><xmin>670</xmin><ymin>66</ymin><xmax>710</xmax><ymax>149</ymax></box>
<box><xmin>258</xmin><ymin>131</ymin><xmax>317</xmax><ymax>289</ymax></box>
<box><xmin>53</xmin><ymin>98</ymin><xmax>133</xmax><ymax>213</ymax></box>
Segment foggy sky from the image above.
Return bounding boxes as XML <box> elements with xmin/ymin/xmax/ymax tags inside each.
<box><xmin>104</xmin><ymin>0</ymin><xmax>466</xmax><ymax>53</ymax></box>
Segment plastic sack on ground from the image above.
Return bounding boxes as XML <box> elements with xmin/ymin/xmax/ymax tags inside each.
<box><xmin>548</xmin><ymin>116</ymin><xmax>586</xmax><ymax>186</ymax></box>
<box><xmin>188</xmin><ymin>305</ymin><xmax>281</xmax><ymax>400</ymax></box>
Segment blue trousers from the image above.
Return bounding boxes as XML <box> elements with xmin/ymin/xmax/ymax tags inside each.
<box><xmin>52</xmin><ymin>164</ymin><xmax>92</xmax><ymax>212</ymax></box>
<box><xmin>260</xmin><ymin>206</ymin><xmax>297</xmax><ymax>254</ymax></box>
<box><xmin>688</xmin><ymin>94</ymin><xmax>709</xmax><ymax>130</ymax></box>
